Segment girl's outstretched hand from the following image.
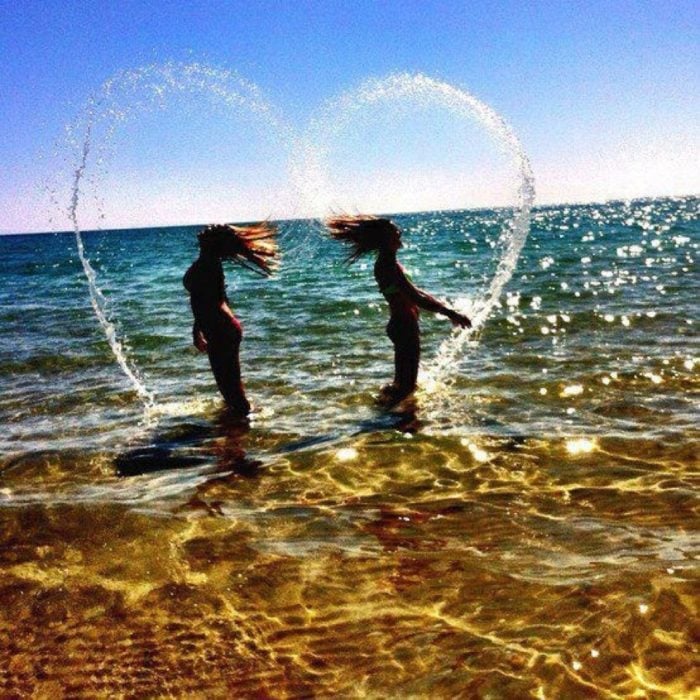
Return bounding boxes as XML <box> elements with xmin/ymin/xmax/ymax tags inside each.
<box><xmin>448</xmin><ymin>310</ymin><xmax>472</xmax><ymax>328</ymax></box>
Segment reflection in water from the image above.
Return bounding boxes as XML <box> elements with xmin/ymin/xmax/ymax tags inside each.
<box><xmin>116</xmin><ymin>411</ymin><xmax>263</xmax><ymax>480</ymax></box>
<box><xmin>213</xmin><ymin>414</ymin><xmax>264</xmax><ymax>477</ymax></box>
<box><xmin>361</xmin><ymin>395</ymin><xmax>422</xmax><ymax>434</ymax></box>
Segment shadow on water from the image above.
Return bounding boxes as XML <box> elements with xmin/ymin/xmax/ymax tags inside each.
<box><xmin>114</xmin><ymin>398</ymin><xmax>422</xmax><ymax>483</ymax></box>
<box><xmin>279</xmin><ymin>396</ymin><xmax>422</xmax><ymax>456</ymax></box>
<box><xmin>115</xmin><ymin>392</ymin><xmax>421</xmax><ymax>481</ymax></box>
<box><xmin>355</xmin><ymin>395</ymin><xmax>422</xmax><ymax>435</ymax></box>
<box><xmin>114</xmin><ymin>411</ymin><xmax>263</xmax><ymax>478</ymax></box>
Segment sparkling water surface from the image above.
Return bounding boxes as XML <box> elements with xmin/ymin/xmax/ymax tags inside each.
<box><xmin>1</xmin><ymin>197</ymin><xmax>697</xmax><ymax>696</ymax></box>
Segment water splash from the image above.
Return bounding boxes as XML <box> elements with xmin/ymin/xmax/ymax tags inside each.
<box><xmin>68</xmin><ymin>118</ymin><xmax>153</xmax><ymax>404</ymax></box>
<box><xmin>294</xmin><ymin>73</ymin><xmax>535</xmax><ymax>405</ymax></box>
<box><xmin>60</xmin><ymin>61</ymin><xmax>292</xmax><ymax>406</ymax></box>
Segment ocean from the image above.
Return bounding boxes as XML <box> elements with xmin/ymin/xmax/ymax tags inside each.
<box><xmin>1</xmin><ymin>196</ymin><xmax>697</xmax><ymax>696</ymax></box>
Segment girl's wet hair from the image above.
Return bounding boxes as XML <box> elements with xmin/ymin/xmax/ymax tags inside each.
<box><xmin>198</xmin><ymin>222</ymin><xmax>279</xmax><ymax>275</ymax></box>
<box><xmin>326</xmin><ymin>215</ymin><xmax>400</xmax><ymax>263</ymax></box>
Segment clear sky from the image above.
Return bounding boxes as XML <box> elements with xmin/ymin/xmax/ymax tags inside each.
<box><xmin>2</xmin><ymin>0</ymin><xmax>698</xmax><ymax>232</ymax></box>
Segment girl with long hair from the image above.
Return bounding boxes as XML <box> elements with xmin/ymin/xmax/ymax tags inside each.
<box><xmin>184</xmin><ymin>222</ymin><xmax>277</xmax><ymax>415</ymax></box>
<box><xmin>327</xmin><ymin>215</ymin><xmax>470</xmax><ymax>403</ymax></box>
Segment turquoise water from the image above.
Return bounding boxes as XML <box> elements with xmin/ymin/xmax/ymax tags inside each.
<box><xmin>3</xmin><ymin>197</ymin><xmax>697</xmax><ymax>452</ymax></box>
<box><xmin>0</xmin><ymin>197</ymin><xmax>698</xmax><ymax>696</ymax></box>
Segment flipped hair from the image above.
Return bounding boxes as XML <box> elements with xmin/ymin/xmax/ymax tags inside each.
<box><xmin>198</xmin><ymin>222</ymin><xmax>278</xmax><ymax>275</ymax></box>
<box><xmin>325</xmin><ymin>215</ymin><xmax>399</xmax><ymax>263</ymax></box>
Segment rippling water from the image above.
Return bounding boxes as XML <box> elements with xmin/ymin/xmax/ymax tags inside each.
<box><xmin>1</xmin><ymin>197</ymin><xmax>698</xmax><ymax>696</ymax></box>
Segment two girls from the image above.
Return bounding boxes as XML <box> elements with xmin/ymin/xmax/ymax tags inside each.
<box><xmin>184</xmin><ymin>216</ymin><xmax>469</xmax><ymax>413</ymax></box>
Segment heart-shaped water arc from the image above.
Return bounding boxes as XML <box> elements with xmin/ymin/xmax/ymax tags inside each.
<box><xmin>294</xmin><ymin>73</ymin><xmax>535</xmax><ymax>396</ymax></box>
<box><xmin>62</xmin><ymin>62</ymin><xmax>293</xmax><ymax>406</ymax></box>
<box><xmin>62</xmin><ymin>63</ymin><xmax>534</xmax><ymax>410</ymax></box>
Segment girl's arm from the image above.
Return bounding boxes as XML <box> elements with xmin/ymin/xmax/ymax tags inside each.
<box><xmin>396</xmin><ymin>266</ymin><xmax>471</xmax><ymax>327</ymax></box>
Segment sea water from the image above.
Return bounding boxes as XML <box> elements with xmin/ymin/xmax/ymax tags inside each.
<box><xmin>0</xmin><ymin>197</ymin><xmax>697</xmax><ymax>696</ymax></box>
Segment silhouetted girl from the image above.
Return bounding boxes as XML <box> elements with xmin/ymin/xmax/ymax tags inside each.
<box><xmin>184</xmin><ymin>222</ymin><xmax>277</xmax><ymax>415</ymax></box>
<box><xmin>327</xmin><ymin>215</ymin><xmax>470</xmax><ymax>403</ymax></box>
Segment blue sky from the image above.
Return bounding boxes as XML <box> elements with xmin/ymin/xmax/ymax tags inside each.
<box><xmin>2</xmin><ymin>0</ymin><xmax>698</xmax><ymax>232</ymax></box>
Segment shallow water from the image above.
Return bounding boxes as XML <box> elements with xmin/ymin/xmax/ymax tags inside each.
<box><xmin>1</xmin><ymin>198</ymin><xmax>698</xmax><ymax>696</ymax></box>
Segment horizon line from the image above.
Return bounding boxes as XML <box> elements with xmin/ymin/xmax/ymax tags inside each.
<box><xmin>2</xmin><ymin>192</ymin><xmax>697</xmax><ymax>236</ymax></box>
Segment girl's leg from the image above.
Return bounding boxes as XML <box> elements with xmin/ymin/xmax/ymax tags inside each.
<box><xmin>387</xmin><ymin>319</ymin><xmax>420</xmax><ymax>399</ymax></box>
<box><xmin>207</xmin><ymin>330</ymin><xmax>250</xmax><ymax>415</ymax></box>
<box><xmin>395</xmin><ymin>334</ymin><xmax>420</xmax><ymax>395</ymax></box>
